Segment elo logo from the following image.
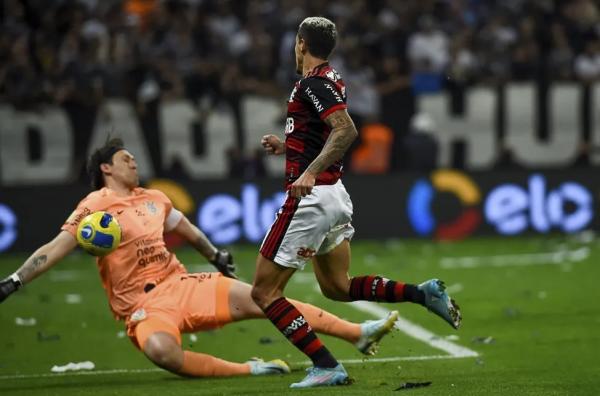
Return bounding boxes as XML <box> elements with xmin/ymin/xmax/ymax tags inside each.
<box><xmin>408</xmin><ymin>171</ymin><xmax>593</xmax><ymax>238</ymax></box>
<box><xmin>485</xmin><ymin>174</ymin><xmax>592</xmax><ymax>234</ymax></box>
<box><xmin>198</xmin><ymin>184</ymin><xmax>286</xmax><ymax>244</ymax></box>
<box><xmin>408</xmin><ymin>170</ymin><xmax>482</xmax><ymax>239</ymax></box>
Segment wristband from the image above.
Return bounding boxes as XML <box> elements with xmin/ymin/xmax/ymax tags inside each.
<box><xmin>10</xmin><ymin>273</ymin><xmax>23</xmax><ymax>288</ymax></box>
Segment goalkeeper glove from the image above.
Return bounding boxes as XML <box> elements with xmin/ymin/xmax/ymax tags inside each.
<box><xmin>0</xmin><ymin>274</ymin><xmax>22</xmax><ymax>303</ymax></box>
<box><xmin>210</xmin><ymin>249</ymin><xmax>237</xmax><ymax>279</ymax></box>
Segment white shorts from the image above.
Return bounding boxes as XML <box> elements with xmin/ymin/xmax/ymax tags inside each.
<box><xmin>259</xmin><ymin>180</ymin><xmax>355</xmax><ymax>269</ymax></box>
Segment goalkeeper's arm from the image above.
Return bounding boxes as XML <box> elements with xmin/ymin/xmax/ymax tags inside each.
<box><xmin>169</xmin><ymin>210</ymin><xmax>237</xmax><ymax>279</ymax></box>
<box><xmin>0</xmin><ymin>231</ymin><xmax>78</xmax><ymax>303</ymax></box>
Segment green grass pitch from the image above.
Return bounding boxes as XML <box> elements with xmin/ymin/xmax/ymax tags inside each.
<box><xmin>1</xmin><ymin>236</ymin><xmax>599</xmax><ymax>395</ymax></box>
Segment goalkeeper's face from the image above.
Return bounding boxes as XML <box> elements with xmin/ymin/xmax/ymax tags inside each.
<box><xmin>105</xmin><ymin>150</ymin><xmax>139</xmax><ymax>189</ymax></box>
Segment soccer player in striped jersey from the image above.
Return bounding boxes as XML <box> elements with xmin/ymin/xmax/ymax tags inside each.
<box><xmin>251</xmin><ymin>16</ymin><xmax>462</xmax><ymax>388</ymax></box>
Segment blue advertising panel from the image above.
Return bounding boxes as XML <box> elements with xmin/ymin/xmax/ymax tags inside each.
<box><xmin>0</xmin><ymin>170</ymin><xmax>598</xmax><ymax>253</ymax></box>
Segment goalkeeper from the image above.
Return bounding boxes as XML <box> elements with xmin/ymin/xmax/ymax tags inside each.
<box><xmin>0</xmin><ymin>138</ymin><xmax>397</xmax><ymax>378</ymax></box>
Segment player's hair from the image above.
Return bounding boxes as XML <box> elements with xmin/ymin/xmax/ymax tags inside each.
<box><xmin>298</xmin><ymin>16</ymin><xmax>337</xmax><ymax>59</ymax></box>
<box><xmin>87</xmin><ymin>137</ymin><xmax>125</xmax><ymax>190</ymax></box>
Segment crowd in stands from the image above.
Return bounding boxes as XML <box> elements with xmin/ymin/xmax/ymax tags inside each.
<box><xmin>1</xmin><ymin>0</ymin><xmax>599</xmax><ymax>174</ymax></box>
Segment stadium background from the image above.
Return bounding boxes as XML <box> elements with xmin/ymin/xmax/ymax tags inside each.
<box><xmin>1</xmin><ymin>1</ymin><xmax>600</xmax><ymax>395</ymax></box>
<box><xmin>1</xmin><ymin>0</ymin><xmax>599</xmax><ymax>252</ymax></box>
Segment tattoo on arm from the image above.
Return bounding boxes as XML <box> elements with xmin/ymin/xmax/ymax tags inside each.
<box><xmin>305</xmin><ymin>110</ymin><xmax>358</xmax><ymax>175</ymax></box>
<box><xmin>17</xmin><ymin>255</ymin><xmax>47</xmax><ymax>283</ymax></box>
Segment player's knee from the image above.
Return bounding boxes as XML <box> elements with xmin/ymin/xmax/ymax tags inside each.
<box><xmin>250</xmin><ymin>284</ymin><xmax>280</xmax><ymax>310</ymax></box>
<box><xmin>320</xmin><ymin>285</ymin><xmax>342</xmax><ymax>300</ymax></box>
<box><xmin>319</xmin><ymin>282</ymin><xmax>350</xmax><ymax>301</ymax></box>
<box><xmin>250</xmin><ymin>285</ymin><xmax>268</xmax><ymax>308</ymax></box>
<box><xmin>143</xmin><ymin>333</ymin><xmax>183</xmax><ymax>372</ymax></box>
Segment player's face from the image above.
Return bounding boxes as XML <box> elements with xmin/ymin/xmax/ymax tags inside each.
<box><xmin>295</xmin><ymin>34</ymin><xmax>304</xmax><ymax>74</ymax></box>
<box><xmin>108</xmin><ymin>150</ymin><xmax>139</xmax><ymax>189</ymax></box>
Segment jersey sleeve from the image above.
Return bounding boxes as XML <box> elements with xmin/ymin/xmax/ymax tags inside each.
<box><xmin>148</xmin><ymin>189</ymin><xmax>178</xmax><ymax>228</ymax></box>
<box><xmin>61</xmin><ymin>195</ymin><xmax>107</xmax><ymax>237</ymax></box>
<box><xmin>301</xmin><ymin>77</ymin><xmax>347</xmax><ymax>120</ymax></box>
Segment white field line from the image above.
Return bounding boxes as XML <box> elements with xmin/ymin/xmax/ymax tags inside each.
<box><xmin>349</xmin><ymin>301</ymin><xmax>479</xmax><ymax>359</ymax></box>
<box><xmin>439</xmin><ymin>246</ymin><xmax>590</xmax><ymax>269</ymax></box>
<box><xmin>0</xmin><ymin>368</ymin><xmax>163</xmax><ymax>380</ymax></box>
<box><xmin>300</xmin><ymin>354</ymin><xmax>466</xmax><ymax>366</ymax></box>
<box><xmin>0</xmin><ymin>355</ymin><xmax>463</xmax><ymax>381</ymax></box>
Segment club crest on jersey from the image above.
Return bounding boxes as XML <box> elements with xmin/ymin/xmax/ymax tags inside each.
<box><xmin>145</xmin><ymin>201</ymin><xmax>157</xmax><ymax>215</ymax></box>
<box><xmin>130</xmin><ymin>308</ymin><xmax>147</xmax><ymax>322</ymax></box>
<box><xmin>326</xmin><ymin>69</ymin><xmax>341</xmax><ymax>82</ymax></box>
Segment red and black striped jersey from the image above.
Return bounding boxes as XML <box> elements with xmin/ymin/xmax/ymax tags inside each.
<box><xmin>284</xmin><ymin>62</ymin><xmax>347</xmax><ymax>189</ymax></box>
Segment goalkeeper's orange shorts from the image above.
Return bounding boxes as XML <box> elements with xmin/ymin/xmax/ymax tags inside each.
<box><xmin>126</xmin><ymin>272</ymin><xmax>233</xmax><ymax>350</ymax></box>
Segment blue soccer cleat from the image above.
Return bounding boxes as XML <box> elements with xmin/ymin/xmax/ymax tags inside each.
<box><xmin>247</xmin><ymin>358</ymin><xmax>290</xmax><ymax>375</ymax></box>
<box><xmin>355</xmin><ymin>310</ymin><xmax>399</xmax><ymax>355</ymax></box>
<box><xmin>418</xmin><ymin>279</ymin><xmax>462</xmax><ymax>329</ymax></box>
<box><xmin>289</xmin><ymin>364</ymin><xmax>349</xmax><ymax>388</ymax></box>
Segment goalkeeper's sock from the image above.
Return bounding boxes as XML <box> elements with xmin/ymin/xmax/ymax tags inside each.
<box><xmin>264</xmin><ymin>297</ymin><xmax>338</xmax><ymax>368</ymax></box>
<box><xmin>180</xmin><ymin>351</ymin><xmax>251</xmax><ymax>377</ymax></box>
<box><xmin>349</xmin><ymin>276</ymin><xmax>425</xmax><ymax>305</ymax></box>
<box><xmin>290</xmin><ymin>299</ymin><xmax>362</xmax><ymax>343</ymax></box>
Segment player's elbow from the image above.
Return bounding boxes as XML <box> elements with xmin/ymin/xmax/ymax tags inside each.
<box><xmin>338</xmin><ymin>125</ymin><xmax>358</xmax><ymax>145</ymax></box>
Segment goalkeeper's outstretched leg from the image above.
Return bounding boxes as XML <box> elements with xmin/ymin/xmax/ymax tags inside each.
<box><xmin>131</xmin><ymin>276</ymin><xmax>397</xmax><ymax>378</ymax></box>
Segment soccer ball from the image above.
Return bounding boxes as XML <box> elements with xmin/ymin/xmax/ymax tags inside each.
<box><xmin>76</xmin><ymin>211</ymin><xmax>122</xmax><ymax>256</ymax></box>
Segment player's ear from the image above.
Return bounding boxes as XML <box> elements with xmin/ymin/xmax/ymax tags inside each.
<box><xmin>99</xmin><ymin>162</ymin><xmax>112</xmax><ymax>175</ymax></box>
<box><xmin>298</xmin><ymin>37</ymin><xmax>307</xmax><ymax>53</ymax></box>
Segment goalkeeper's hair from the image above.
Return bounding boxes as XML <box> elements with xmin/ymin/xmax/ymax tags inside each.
<box><xmin>87</xmin><ymin>137</ymin><xmax>125</xmax><ymax>190</ymax></box>
<box><xmin>298</xmin><ymin>16</ymin><xmax>337</xmax><ymax>59</ymax></box>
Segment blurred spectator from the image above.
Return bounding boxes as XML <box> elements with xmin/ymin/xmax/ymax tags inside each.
<box><xmin>335</xmin><ymin>45</ymin><xmax>379</xmax><ymax>128</ymax></box>
<box><xmin>510</xmin><ymin>16</ymin><xmax>541</xmax><ymax>81</ymax></box>
<box><xmin>375</xmin><ymin>54</ymin><xmax>415</xmax><ymax>171</ymax></box>
<box><xmin>333</xmin><ymin>43</ymin><xmax>379</xmax><ymax>168</ymax></box>
<box><xmin>403</xmin><ymin>113</ymin><xmax>438</xmax><ymax>171</ymax></box>
<box><xmin>2</xmin><ymin>0</ymin><xmax>598</xmax><ymax>107</ymax></box>
<box><xmin>548</xmin><ymin>23</ymin><xmax>574</xmax><ymax>80</ymax></box>
<box><xmin>1</xmin><ymin>0</ymin><xmax>599</xmax><ymax>174</ymax></box>
<box><xmin>350</xmin><ymin>123</ymin><xmax>393</xmax><ymax>174</ymax></box>
<box><xmin>407</xmin><ymin>14</ymin><xmax>449</xmax><ymax>74</ymax></box>
<box><xmin>407</xmin><ymin>14</ymin><xmax>449</xmax><ymax>93</ymax></box>
<box><xmin>574</xmin><ymin>39</ymin><xmax>600</xmax><ymax>82</ymax></box>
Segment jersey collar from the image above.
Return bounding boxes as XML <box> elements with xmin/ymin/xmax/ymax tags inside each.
<box><xmin>304</xmin><ymin>61</ymin><xmax>329</xmax><ymax>78</ymax></box>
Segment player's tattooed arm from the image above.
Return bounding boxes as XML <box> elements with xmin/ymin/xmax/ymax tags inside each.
<box><xmin>14</xmin><ymin>231</ymin><xmax>77</xmax><ymax>284</ymax></box>
<box><xmin>16</xmin><ymin>255</ymin><xmax>48</xmax><ymax>283</ymax></box>
<box><xmin>305</xmin><ymin>109</ymin><xmax>358</xmax><ymax>175</ymax></box>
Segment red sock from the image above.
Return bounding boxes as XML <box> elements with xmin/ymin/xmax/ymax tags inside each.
<box><xmin>349</xmin><ymin>276</ymin><xmax>424</xmax><ymax>304</ymax></box>
<box><xmin>264</xmin><ymin>297</ymin><xmax>338</xmax><ymax>368</ymax></box>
